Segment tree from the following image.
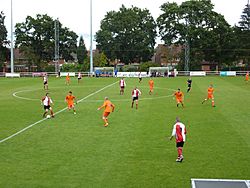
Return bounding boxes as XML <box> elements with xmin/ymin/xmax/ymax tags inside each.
<box><xmin>15</xmin><ymin>14</ymin><xmax>78</xmax><ymax>70</ymax></box>
<box><xmin>0</xmin><ymin>11</ymin><xmax>7</xmax><ymax>46</ymax></box>
<box><xmin>0</xmin><ymin>11</ymin><xmax>9</xmax><ymax>65</ymax></box>
<box><xmin>77</xmin><ymin>36</ymin><xmax>87</xmax><ymax>64</ymax></box>
<box><xmin>239</xmin><ymin>2</ymin><xmax>250</xmax><ymax>30</ymax></box>
<box><xmin>96</xmin><ymin>5</ymin><xmax>157</xmax><ymax>64</ymax></box>
<box><xmin>235</xmin><ymin>3</ymin><xmax>250</xmax><ymax>66</ymax></box>
<box><xmin>157</xmin><ymin>0</ymin><xmax>235</xmax><ymax>70</ymax></box>
<box><xmin>94</xmin><ymin>52</ymin><xmax>108</xmax><ymax>67</ymax></box>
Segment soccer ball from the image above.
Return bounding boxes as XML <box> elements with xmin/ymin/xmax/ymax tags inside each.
<box><xmin>46</xmin><ymin>115</ymin><xmax>51</xmax><ymax>119</ymax></box>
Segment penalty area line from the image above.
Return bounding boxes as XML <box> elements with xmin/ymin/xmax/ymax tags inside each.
<box><xmin>0</xmin><ymin>81</ymin><xmax>118</xmax><ymax>144</ymax></box>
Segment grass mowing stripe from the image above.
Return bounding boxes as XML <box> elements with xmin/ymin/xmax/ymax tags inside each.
<box><xmin>0</xmin><ymin>80</ymin><xmax>118</xmax><ymax>144</ymax></box>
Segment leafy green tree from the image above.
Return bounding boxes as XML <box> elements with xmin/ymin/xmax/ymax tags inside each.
<box><xmin>94</xmin><ymin>52</ymin><xmax>108</xmax><ymax>67</ymax></box>
<box><xmin>59</xmin><ymin>26</ymin><xmax>78</xmax><ymax>61</ymax></box>
<box><xmin>82</xmin><ymin>58</ymin><xmax>90</xmax><ymax>72</ymax></box>
<box><xmin>0</xmin><ymin>11</ymin><xmax>7</xmax><ymax>46</ymax></box>
<box><xmin>15</xmin><ymin>14</ymin><xmax>78</xmax><ymax>70</ymax></box>
<box><xmin>77</xmin><ymin>36</ymin><xmax>87</xmax><ymax>64</ymax></box>
<box><xmin>139</xmin><ymin>61</ymin><xmax>160</xmax><ymax>72</ymax></box>
<box><xmin>239</xmin><ymin>3</ymin><xmax>250</xmax><ymax>29</ymax></box>
<box><xmin>235</xmin><ymin>3</ymin><xmax>250</xmax><ymax>67</ymax></box>
<box><xmin>157</xmin><ymin>0</ymin><xmax>234</xmax><ymax>70</ymax></box>
<box><xmin>61</xmin><ymin>63</ymin><xmax>76</xmax><ymax>72</ymax></box>
<box><xmin>0</xmin><ymin>11</ymin><xmax>9</xmax><ymax>65</ymax></box>
<box><xmin>96</xmin><ymin>5</ymin><xmax>157</xmax><ymax>64</ymax></box>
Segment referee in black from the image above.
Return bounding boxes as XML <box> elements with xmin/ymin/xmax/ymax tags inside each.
<box><xmin>187</xmin><ymin>78</ymin><xmax>192</xmax><ymax>93</ymax></box>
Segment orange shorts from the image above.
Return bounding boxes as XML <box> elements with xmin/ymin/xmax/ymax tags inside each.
<box><xmin>176</xmin><ymin>99</ymin><xmax>183</xmax><ymax>103</ymax></box>
<box><xmin>103</xmin><ymin>112</ymin><xmax>110</xmax><ymax>117</ymax></box>
<box><xmin>68</xmin><ymin>104</ymin><xmax>74</xmax><ymax>109</ymax></box>
<box><xmin>150</xmin><ymin>87</ymin><xmax>153</xmax><ymax>91</ymax></box>
<box><xmin>207</xmin><ymin>95</ymin><xmax>214</xmax><ymax>99</ymax></box>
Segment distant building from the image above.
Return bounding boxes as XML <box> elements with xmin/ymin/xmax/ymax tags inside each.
<box><xmin>152</xmin><ymin>44</ymin><xmax>182</xmax><ymax>69</ymax></box>
<box><xmin>48</xmin><ymin>59</ymin><xmax>66</xmax><ymax>67</ymax></box>
<box><xmin>201</xmin><ymin>61</ymin><xmax>218</xmax><ymax>71</ymax></box>
<box><xmin>87</xmin><ymin>49</ymin><xmax>100</xmax><ymax>57</ymax></box>
<box><xmin>4</xmin><ymin>48</ymin><xmax>31</xmax><ymax>72</ymax></box>
<box><xmin>4</xmin><ymin>48</ymin><xmax>76</xmax><ymax>72</ymax></box>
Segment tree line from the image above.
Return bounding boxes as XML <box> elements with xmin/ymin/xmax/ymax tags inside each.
<box><xmin>0</xmin><ymin>0</ymin><xmax>249</xmax><ymax>71</ymax></box>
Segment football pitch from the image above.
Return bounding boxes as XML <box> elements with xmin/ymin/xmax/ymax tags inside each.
<box><xmin>0</xmin><ymin>76</ymin><xmax>249</xmax><ymax>187</ymax></box>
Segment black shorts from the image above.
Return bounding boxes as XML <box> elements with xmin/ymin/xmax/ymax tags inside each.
<box><xmin>44</xmin><ymin>81</ymin><xmax>48</xmax><ymax>85</ymax></box>
<box><xmin>188</xmin><ymin>85</ymin><xmax>191</xmax><ymax>88</ymax></box>
<box><xmin>176</xmin><ymin>141</ymin><xmax>184</xmax><ymax>148</ymax></box>
<box><xmin>133</xmin><ymin>96</ymin><xmax>139</xmax><ymax>101</ymax></box>
<box><xmin>139</xmin><ymin>78</ymin><xmax>142</xmax><ymax>81</ymax></box>
<box><xmin>78</xmin><ymin>77</ymin><xmax>81</xmax><ymax>80</ymax></box>
<box><xmin>120</xmin><ymin>86</ymin><xmax>125</xmax><ymax>89</ymax></box>
<box><xmin>44</xmin><ymin>105</ymin><xmax>51</xmax><ymax>110</ymax></box>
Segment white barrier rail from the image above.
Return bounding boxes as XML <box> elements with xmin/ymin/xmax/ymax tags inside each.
<box><xmin>0</xmin><ymin>71</ymin><xmax>249</xmax><ymax>78</ymax></box>
<box><xmin>60</xmin><ymin>72</ymin><xmax>76</xmax><ymax>77</ymax></box>
<box><xmin>5</xmin><ymin>73</ymin><xmax>20</xmax><ymax>78</ymax></box>
<box><xmin>190</xmin><ymin>71</ymin><xmax>206</xmax><ymax>76</ymax></box>
<box><xmin>117</xmin><ymin>72</ymin><xmax>148</xmax><ymax>78</ymax></box>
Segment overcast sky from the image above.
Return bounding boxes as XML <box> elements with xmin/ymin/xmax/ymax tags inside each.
<box><xmin>0</xmin><ymin>0</ymin><xmax>248</xmax><ymax>49</ymax></box>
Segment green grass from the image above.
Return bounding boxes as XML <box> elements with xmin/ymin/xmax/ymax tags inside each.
<box><xmin>0</xmin><ymin>76</ymin><xmax>249</xmax><ymax>188</ymax></box>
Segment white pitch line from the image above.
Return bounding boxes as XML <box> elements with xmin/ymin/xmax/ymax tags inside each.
<box><xmin>80</xmin><ymin>94</ymin><xmax>173</xmax><ymax>103</ymax></box>
<box><xmin>13</xmin><ymin>90</ymin><xmax>40</xmax><ymax>101</ymax></box>
<box><xmin>0</xmin><ymin>81</ymin><xmax>118</xmax><ymax>144</ymax></box>
<box><xmin>13</xmin><ymin>86</ymin><xmax>175</xmax><ymax>103</ymax></box>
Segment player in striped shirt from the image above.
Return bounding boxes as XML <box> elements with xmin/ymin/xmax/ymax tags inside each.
<box><xmin>77</xmin><ymin>72</ymin><xmax>82</xmax><ymax>84</ymax></box>
<box><xmin>119</xmin><ymin>78</ymin><xmax>126</xmax><ymax>95</ymax></box>
<box><xmin>41</xmin><ymin>93</ymin><xmax>54</xmax><ymax>118</ymax></box>
<box><xmin>43</xmin><ymin>74</ymin><xmax>48</xmax><ymax>90</ymax></box>
<box><xmin>169</xmin><ymin>117</ymin><xmax>187</xmax><ymax>162</ymax></box>
<box><xmin>131</xmin><ymin>87</ymin><xmax>141</xmax><ymax>109</ymax></box>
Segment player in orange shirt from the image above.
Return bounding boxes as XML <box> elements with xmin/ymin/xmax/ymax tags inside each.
<box><xmin>97</xmin><ymin>97</ymin><xmax>115</xmax><ymax>127</ymax></box>
<box><xmin>149</xmin><ymin>79</ymin><xmax>154</xmax><ymax>95</ymax></box>
<box><xmin>65</xmin><ymin>91</ymin><xmax>77</xmax><ymax>114</ymax></box>
<box><xmin>65</xmin><ymin>73</ymin><xmax>70</xmax><ymax>85</ymax></box>
<box><xmin>173</xmin><ymin>88</ymin><xmax>184</xmax><ymax>107</ymax></box>
<box><xmin>246</xmin><ymin>72</ymin><xmax>249</xmax><ymax>82</ymax></box>
<box><xmin>202</xmin><ymin>84</ymin><xmax>215</xmax><ymax>107</ymax></box>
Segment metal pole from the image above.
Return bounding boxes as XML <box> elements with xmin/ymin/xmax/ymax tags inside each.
<box><xmin>10</xmin><ymin>0</ymin><xmax>14</xmax><ymax>73</ymax></box>
<box><xmin>90</xmin><ymin>0</ymin><xmax>93</xmax><ymax>75</ymax></box>
<box><xmin>184</xmin><ymin>19</ymin><xmax>190</xmax><ymax>74</ymax></box>
<box><xmin>184</xmin><ymin>39</ymin><xmax>190</xmax><ymax>73</ymax></box>
<box><xmin>54</xmin><ymin>19</ymin><xmax>59</xmax><ymax>73</ymax></box>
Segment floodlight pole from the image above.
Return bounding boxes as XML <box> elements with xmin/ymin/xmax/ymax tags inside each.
<box><xmin>184</xmin><ymin>19</ymin><xmax>190</xmax><ymax>74</ymax></box>
<box><xmin>54</xmin><ymin>19</ymin><xmax>60</xmax><ymax>73</ymax></box>
<box><xmin>90</xmin><ymin>0</ymin><xmax>94</xmax><ymax>75</ymax></box>
<box><xmin>10</xmin><ymin>0</ymin><xmax>14</xmax><ymax>73</ymax></box>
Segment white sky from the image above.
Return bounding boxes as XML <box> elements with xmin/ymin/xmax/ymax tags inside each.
<box><xmin>0</xmin><ymin>0</ymin><xmax>248</xmax><ymax>49</ymax></box>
